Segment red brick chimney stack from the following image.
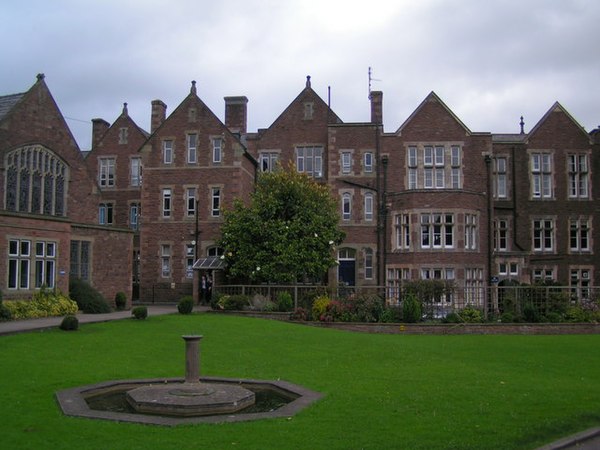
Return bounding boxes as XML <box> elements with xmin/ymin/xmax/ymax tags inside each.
<box><xmin>91</xmin><ymin>118</ymin><xmax>110</xmax><ymax>149</ymax></box>
<box><xmin>224</xmin><ymin>96</ymin><xmax>248</xmax><ymax>134</ymax></box>
<box><xmin>370</xmin><ymin>90</ymin><xmax>383</xmax><ymax>125</ymax></box>
<box><xmin>151</xmin><ymin>100</ymin><xmax>167</xmax><ymax>133</ymax></box>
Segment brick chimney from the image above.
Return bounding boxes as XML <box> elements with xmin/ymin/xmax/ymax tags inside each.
<box><xmin>91</xmin><ymin>118</ymin><xmax>110</xmax><ymax>149</ymax></box>
<box><xmin>224</xmin><ymin>96</ymin><xmax>248</xmax><ymax>134</ymax></box>
<box><xmin>370</xmin><ymin>91</ymin><xmax>383</xmax><ymax>125</ymax></box>
<box><xmin>151</xmin><ymin>99</ymin><xmax>167</xmax><ymax>133</ymax></box>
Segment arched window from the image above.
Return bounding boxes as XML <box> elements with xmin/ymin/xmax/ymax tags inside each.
<box><xmin>5</xmin><ymin>145</ymin><xmax>68</xmax><ymax>217</ymax></box>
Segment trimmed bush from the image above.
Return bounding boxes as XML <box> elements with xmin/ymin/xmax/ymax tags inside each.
<box><xmin>131</xmin><ymin>306</ymin><xmax>148</xmax><ymax>320</ymax></box>
<box><xmin>276</xmin><ymin>291</ymin><xmax>293</xmax><ymax>312</ymax></box>
<box><xmin>69</xmin><ymin>278</ymin><xmax>111</xmax><ymax>314</ymax></box>
<box><xmin>217</xmin><ymin>294</ymin><xmax>250</xmax><ymax>311</ymax></box>
<box><xmin>59</xmin><ymin>315</ymin><xmax>79</xmax><ymax>331</ymax></box>
<box><xmin>459</xmin><ymin>306</ymin><xmax>484</xmax><ymax>323</ymax></box>
<box><xmin>177</xmin><ymin>296</ymin><xmax>194</xmax><ymax>314</ymax></box>
<box><xmin>114</xmin><ymin>292</ymin><xmax>127</xmax><ymax>311</ymax></box>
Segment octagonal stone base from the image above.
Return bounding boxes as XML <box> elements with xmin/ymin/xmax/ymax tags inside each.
<box><xmin>126</xmin><ymin>382</ymin><xmax>255</xmax><ymax>416</ymax></box>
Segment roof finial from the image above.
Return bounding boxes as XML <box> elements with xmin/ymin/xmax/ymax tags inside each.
<box><xmin>122</xmin><ymin>102</ymin><xmax>128</xmax><ymax>116</ymax></box>
<box><xmin>36</xmin><ymin>73</ymin><xmax>45</xmax><ymax>82</ymax></box>
<box><xmin>191</xmin><ymin>80</ymin><xmax>197</xmax><ymax>95</ymax></box>
<box><xmin>520</xmin><ymin>116</ymin><xmax>525</xmax><ymax>134</ymax></box>
<box><xmin>306</xmin><ymin>75</ymin><xmax>311</xmax><ymax>88</ymax></box>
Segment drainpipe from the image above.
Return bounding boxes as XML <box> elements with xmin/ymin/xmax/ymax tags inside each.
<box><xmin>380</xmin><ymin>155</ymin><xmax>389</xmax><ymax>290</ymax></box>
<box><xmin>484</xmin><ymin>155</ymin><xmax>493</xmax><ymax>319</ymax></box>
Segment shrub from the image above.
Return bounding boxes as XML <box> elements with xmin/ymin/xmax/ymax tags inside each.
<box><xmin>276</xmin><ymin>291</ymin><xmax>293</xmax><ymax>312</ymax></box>
<box><xmin>459</xmin><ymin>306</ymin><xmax>484</xmax><ymax>323</ymax></box>
<box><xmin>346</xmin><ymin>293</ymin><xmax>385</xmax><ymax>323</ymax></box>
<box><xmin>522</xmin><ymin>303</ymin><xmax>540</xmax><ymax>323</ymax></box>
<box><xmin>218</xmin><ymin>294</ymin><xmax>250</xmax><ymax>311</ymax></box>
<box><xmin>177</xmin><ymin>296</ymin><xmax>194</xmax><ymax>314</ymax></box>
<box><xmin>114</xmin><ymin>292</ymin><xmax>127</xmax><ymax>311</ymax></box>
<box><xmin>443</xmin><ymin>312</ymin><xmax>462</xmax><ymax>323</ymax></box>
<box><xmin>289</xmin><ymin>307</ymin><xmax>307</xmax><ymax>321</ymax></box>
<box><xmin>262</xmin><ymin>300</ymin><xmax>278</xmax><ymax>312</ymax></box>
<box><xmin>543</xmin><ymin>312</ymin><xmax>563</xmax><ymax>323</ymax></box>
<box><xmin>0</xmin><ymin>302</ymin><xmax>12</xmax><ymax>322</ymax></box>
<box><xmin>4</xmin><ymin>288</ymin><xmax>78</xmax><ymax>320</ymax></box>
<box><xmin>59</xmin><ymin>315</ymin><xmax>79</xmax><ymax>331</ymax></box>
<box><xmin>312</xmin><ymin>295</ymin><xmax>331</xmax><ymax>321</ymax></box>
<box><xmin>500</xmin><ymin>312</ymin><xmax>516</xmax><ymax>323</ymax></box>
<box><xmin>380</xmin><ymin>306</ymin><xmax>401</xmax><ymax>323</ymax></box>
<box><xmin>131</xmin><ymin>306</ymin><xmax>148</xmax><ymax>320</ymax></box>
<box><xmin>69</xmin><ymin>278</ymin><xmax>111</xmax><ymax>314</ymax></box>
<box><xmin>402</xmin><ymin>293</ymin><xmax>422</xmax><ymax>323</ymax></box>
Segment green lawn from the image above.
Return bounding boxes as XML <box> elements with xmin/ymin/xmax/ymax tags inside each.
<box><xmin>1</xmin><ymin>314</ymin><xmax>599</xmax><ymax>450</ymax></box>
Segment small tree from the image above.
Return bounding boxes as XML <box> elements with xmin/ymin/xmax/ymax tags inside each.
<box><xmin>219</xmin><ymin>165</ymin><xmax>345</xmax><ymax>283</ymax></box>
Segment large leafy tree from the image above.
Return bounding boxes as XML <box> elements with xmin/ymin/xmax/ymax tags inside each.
<box><xmin>219</xmin><ymin>166</ymin><xmax>345</xmax><ymax>283</ymax></box>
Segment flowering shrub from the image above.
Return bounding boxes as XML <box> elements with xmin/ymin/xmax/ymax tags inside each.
<box><xmin>289</xmin><ymin>307</ymin><xmax>307</xmax><ymax>321</ymax></box>
<box><xmin>4</xmin><ymin>288</ymin><xmax>78</xmax><ymax>320</ymax></box>
<box><xmin>311</xmin><ymin>295</ymin><xmax>331</xmax><ymax>321</ymax></box>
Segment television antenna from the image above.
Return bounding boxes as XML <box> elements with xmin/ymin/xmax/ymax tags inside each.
<box><xmin>368</xmin><ymin>66</ymin><xmax>381</xmax><ymax>96</ymax></box>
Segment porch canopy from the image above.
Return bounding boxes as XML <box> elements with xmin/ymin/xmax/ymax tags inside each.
<box><xmin>192</xmin><ymin>256</ymin><xmax>227</xmax><ymax>270</ymax></box>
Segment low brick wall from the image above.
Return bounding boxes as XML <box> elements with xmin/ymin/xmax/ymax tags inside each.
<box><xmin>209</xmin><ymin>311</ymin><xmax>600</xmax><ymax>335</ymax></box>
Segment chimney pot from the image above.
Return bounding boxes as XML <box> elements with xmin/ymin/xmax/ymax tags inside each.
<box><xmin>224</xmin><ymin>96</ymin><xmax>248</xmax><ymax>134</ymax></box>
<box><xmin>91</xmin><ymin>118</ymin><xmax>110</xmax><ymax>149</ymax></box>
<box><xmin>151</xmin><ymin>99</ymin><xmax>167</xmax><ymax>133</ymax></box>
<box><xmin>369</xmin><ymin>91</ymin><xmax>383</xmax><ymax>125</ymax></box>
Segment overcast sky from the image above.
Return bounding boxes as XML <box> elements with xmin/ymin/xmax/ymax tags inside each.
<box><xmin>1</xmin><ymin>0</ymin><xmax>599</xmax><ymax>150</ymax></box>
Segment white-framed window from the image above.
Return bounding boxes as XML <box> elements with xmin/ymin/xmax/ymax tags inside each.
<box><xmin>451</xmin><ymin>146</ymin><xmax>460</xmax><ymax>167</ymax></box>
<box><xmin>129</xmin><ymin>203</ymin><xmax>140</xmax><ymax>230</ymax></box>
<box><xmin>341</xmin><ymin>151</ymin><xmax>352</xmax><ymax>174</ymax></box>
<box><xmin>162</xmin><ymin>188</ymin><xmax>172</xmax><ymax>218</ymax></box>
<box><xmin>494</xmin><ymin>218</ymin><xmax>509</xmax><ymax>251</ymax></box>
<box><xmin>435</xmin><ymin>168</ymin><xmax>445</xmax><ymax>188</ymax></box>
<box><xmin>465</xmin><ymin>213</ymin><xmax>477</xmax><ymax>250</ymax></box>
<box><xmin>163</xmin><ymin>140</ymin><xmax>173</xmax><ymax>164</ymax></box>
<box><xmin>499</xmin><ymin>262</ymin><xmax>519</xmax><ymax>276</ymax></box>
<box><xmin>408</xmin><ymin>168</ymin><xmax>418</xmax><ymax>190</ymax></box>
<box><xmin>296</xmin><ymin>146</ymin><xmax>323</xmax><ymax>178</ymax></box>
<box><xmin>424</xmin><ymin>168</ymin><xmax>433</xmax><ymax>189</ymax></box>
<box><xmin>364</xmin><ymin>192</ymin><xmax>373</xmax><ymax>221</ymax></box>
<box><xmin>211</xmin><ymin>187</ymin><xmax>221</xmax><ymax>217</ymax></box>
<box><xmin>568</xmin><ymin>154</ymin><xmax>589</xmax><ymax>198</ymax></box>
<box><xmin>99</xmin><ymin>203</ymin><xmax>114</xmax><ymax>225</ymax></box>
<box><xmin>99</xmin><ymin>157</ymin><xmax>115</xmax><ymax>187</ymax></box>
<box><xmin>364</xmin><ymin>152</ymin><xmax>373</xmax><ymax>173</ymax></box>
<box><xmin>364</xmin><ymin>248</ymin><xmax>373</xmax><ymax>280</ymax></box>
<box><xmin>187</xmin><ymin>134</ymin><xmax>197</xmax><ymax>164</ymax></box>
<box><xmin>533</xmin><ymin>218</ymin><xmax>554</xmax><ymax>252</ymax></box>
<box><xmin>420</xmin><ymin>268</ymin><xmax>455</xmax><ymax>304</ymax></box>
<box><xmin>408</xmin><ymin>146</ymin><xmax>417</xmax><ymax>168</ymax></box>
<box><xmin>186</xmin><ymin>188</ymin><xmax>196</xmax><ymax>217</ymax></box>
<box><xmin>387</xmin><ymin>267</ymin><xmax>411</xmax><ymax>303</ymax></box>
<box><xmin>161</xmin><ymin>244</ymin><xmax>171</xmax><ymax>278</ymax></box>
<box><xmin>569</xmin><ymin>217</ymin><xmax>590</xmax><ymax>252</ymax></box>
<box><xmin>494</xmin><ymin>157</ymin><xmax>507</xmax><ymax>199</ymax></box>
<box><xmin>70</xmin><ymin>240</ymin><xmax>90</xmax><ymax>281</ymax></box>
<box><xmin>532</xmin><ymin>267</ymin><xmax>555</xmax><ymax>283</ymax></box>
<box><xmin>259</xmin><ymin>152</ymin><xmax>279</xmax><ymax>172</ymax></box>
<box><xmin>212</xmin><ymin>138</ymin><xmax>222</xmax><ymax>163</ymax></box>
<box><xmin>342</xmin><ymin>193</ymin><xmax>352</xmax><ymax>221</ymax></box>
<box><xmin>531</xmin><ymin>153</ymin><xmax>553</xmax><ymax>198</ymax></box>
<box><xmin>465</xmin><ymin>267</ymin><xmax>484</xmax><ymax>306</ymax></box>
<box><xmin>130</xmin><ymin>157</ymin><xmax>142</xmax><ymax>187</ymax></box>
<box><xmin>434</xmin><ymin>146</ymin><xmax>444</xmax><ymax>166</ymax></box>
<box><xmin>395</xmin><ymin>214</ymin><xmax>410</xmax><ymax>250</ymax></box>
<box><xmin>8</xmin><ymin>239</ymin><xmax>31</xmax><ymax>289</ymax></box>
<box><xmin>424</xmin><ymin>146</ymin><xmax>433</xmax><ymax>166</ymax></box>
<box><xmin>34</xmin><ymin>241</ymin><xmax>56</xmax><ymax>288</ymax></box>
<box><xmin>421</xmin><ymin>213</ymin><xmax>454</xmax><ymax>249</ymax></box>
<box><xmin>570</xmin><ymin>267</ymin><xmax>591</xmax><ymax>299</ymax></box>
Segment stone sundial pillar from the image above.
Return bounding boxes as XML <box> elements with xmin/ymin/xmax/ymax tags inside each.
<box><xmin>182</xmin><ymin>335</ymin><xmax>203</xmax><ymax>384</ymax></box>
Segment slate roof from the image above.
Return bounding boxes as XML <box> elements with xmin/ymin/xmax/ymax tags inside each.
<box><xmin>491</xmin><ymin>133</ymin><xmax>528</xmax><ymax>143</ymax></box>
<box><xmin>0</xmin><ymin>93</ymin><xmax>25</xmax><ymax>121</ymax></box>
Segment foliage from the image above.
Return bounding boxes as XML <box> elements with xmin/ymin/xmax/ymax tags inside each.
<box><xmin>289</xmin><ymin>307</ymin><xmax>307</xmax><ymax>321</ymax></box>
<box><xmin>262</xmin><ymin>300</ymin><xmax>278</xmax><ymax>312</ymax></box>
<box><xmin>459</xmin><ymin>305</ymin><xmax>484</xmax><ymax>323</ymax></box>
<box><xmin>59</xmin><ymin>315</ymin><xmax>79</xmax><ymax>331</ymax></box>
<box><xmin>500</xmin><ymin>312</ymin><xmax>516</xmax><ymax>323</ymax></box>
<box><xmin>4</xmin><ymin>288</ymin><xmax>78</xmax><ymax>320</ymax></box>
<box><xmin>403</xmin><ymin>279</ymin><xmax>454</xmax><ymax>319</ymax></box>
<box><xmin>114</xmin><ymin>292</ymin><xmax>127</xmax><ymax>311</ymax></box>
<box><xmin>217</xmin><ymin>294</ymin><xmax>251</xmax><ymax>311</ymax></box>
<box><xmin>402</xmin><ymin>293</ymin><xmax>422</xmax><ymax>323</ymax></box>
<box><xmin>0</xmin><ymin>302</ymin><xmax>12</xmax><ymax>321</ymax></box>
<box><xmin>69</xmin><ymin>278</ymin><xmax>111</xmax><ymax>314</ymax></box>
<box><xmin>177</xmin><ymin>296</ymin><xmax>194</xmax><ymax>314</ymax></box>
<box><xmin>131</xmin><ymin>306</ymin><xmax>147</xmax><ymax>320</ymax></box>
<box><xmin>312</xmin><ymin>295</ymin><xmax>331</xmax><ymax>321</ymax></box>
<box><xmin>219</xmin><ymin>165</ymin><xmax>345</xmax><ymax>283</ymax></box>
<box><xmin>328</xmin><ymin>293</ymin><xmax>385</xmax><ymax>323</ymax></box>
<box><xmin>380</xmin><ymin>306</ymin><xmax>402</xmax><ymax>323</ymax></box>
<box><xmin>276</xmin><ymin>291</ymin><xmax>294</xmax><ymax>312</ymax></box>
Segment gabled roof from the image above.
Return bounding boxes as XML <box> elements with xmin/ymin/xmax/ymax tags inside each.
<box><xmin>0</xmin><ymin>93</ymin><xmax>25</xmax><ymax>121</ymax></box>
<box><xmin>527</xmin><ymin>101</ymin><xmax>592</xmax><ymax>144</ymax></box>
<box><xmin>396</xmin><ymin>91</ymin><xmax>471</xmax><ymax>135</ymax></box>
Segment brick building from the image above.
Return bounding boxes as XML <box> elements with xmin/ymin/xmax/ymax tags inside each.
<box><xmin>0</xmin><ymin>75</ymin><xmax>132</xmax><ymax>305</ymax></box>
<box><xmin>2</xmin><ymin>74</ymin><xmax>598</xmax><ymax>310</ymax></box>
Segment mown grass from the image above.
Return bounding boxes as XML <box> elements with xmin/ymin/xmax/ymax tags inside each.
<box><xmin>1</xmin><ymin>313</ymin><xmax>599</xmax><ymax>449</ymax></box>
